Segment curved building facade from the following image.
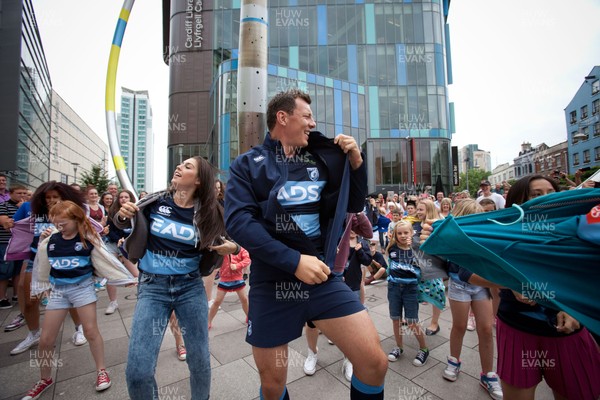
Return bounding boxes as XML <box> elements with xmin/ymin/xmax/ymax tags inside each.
<box><xmin>163</xmin><ymin>0</ymin><xmax>454</xmax><ymax>193</ymax></box>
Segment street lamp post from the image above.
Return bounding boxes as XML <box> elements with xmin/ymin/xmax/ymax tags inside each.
<box><xmin>177</xmin><ymin>144</ymin><xmax>184</xmax><ymax>164</ymax></box>
<box><xmin>71</xmin><ymin>162</ymin><xmax>80</xmax><ymax>184</ymax></box>
<box><xmin>464</xmin><ymin>157</ymin><xmax>470</xmax><ymax>193</ymax></box>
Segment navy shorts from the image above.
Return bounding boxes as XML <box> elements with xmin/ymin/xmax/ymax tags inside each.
<box><xmin>246</xmin><ymin>275</ymin><xmax>365</xmax><ymax>348</ymax></box>
<box><xmin>387</xmin><ymin>281</ymin><xmax>419</xmax><ymax>322</ymax></box>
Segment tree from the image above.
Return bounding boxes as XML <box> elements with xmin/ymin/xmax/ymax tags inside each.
<box><xmin>453</xmin><ymin>168</ymin><xmax>491</xmax><ymax>198</ymax></box>
<box><xmin>80</xmin><ymin>164</ymin><xmax>110</xmax><ymax>193</ymax></box>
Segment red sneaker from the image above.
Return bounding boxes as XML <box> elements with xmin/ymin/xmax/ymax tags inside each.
<box><xmin>22</xmin><ymin>378</ymin><xmax>53</xmax><ymax>400</ymax></box>
<box><xmin>96</xmin><ymin>369</ymin><xmax>111</xmax><ymax>391</ymax></box>
<box><xmin>177</xmin><ymin>344</ymin><xmax>187</xmax><ymax>361</ymax></box>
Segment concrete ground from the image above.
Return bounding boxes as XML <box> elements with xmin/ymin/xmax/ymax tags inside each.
<box><xmin>0</xmin><ymin>281</ymin><xmax>555</xmax><ymax>400</ymax></box>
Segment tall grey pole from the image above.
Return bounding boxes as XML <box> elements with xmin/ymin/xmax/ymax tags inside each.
<box><xmin>237</xmin><ymin>0</ymin><xmax>268</xmax><ymax>154</ymax></box>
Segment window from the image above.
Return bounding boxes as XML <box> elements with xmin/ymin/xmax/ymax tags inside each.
<box><xmin>595</xmin><ymin>122</ymin><xmax>600</xmax><ymax>137</ymax></box>
<box><xmin>583</xmin><ymin>150</ymin><xmax>590</xmax><ymax>163</ymax></box>
<box><xmin>581</xmin><ymin>105</ymin><xmax>588</xmax><ymax>120</ymax></box>
<box><xmin>593</xmin><ymin>80</ymin><xmax>599</xmax><ymax>95</ymax></box>
<box><xmin>573</xmin><ymin>153</ymin><xmax>580</xmax><ymax>166</ymax></box>
<box><xmin>593</xmin><ymin>99</ymin><xmax>600</xmax><ymax>115</ymax></box>
<box><xmin>570</xmin><ymin>110</ymin><xmax>577</xmax><ymax>124</ymax></box>
<box><xmin>595</xmin><ymin>147</ymin><xmax>600</xmax><ymax>161</ymax></box>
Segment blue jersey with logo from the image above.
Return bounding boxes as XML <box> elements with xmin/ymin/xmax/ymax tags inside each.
<box><xmin>387</xmin><ymin>244</ymin><xmax>421</xmax><ymax>284</ymax></box>
<box><xmin>276</xmin><ymin>151</ymin><xmax>327</xmax><ymax>245</ymax></box>
<box><xmin>30</xmin><ymin>215</ymin><xmax>55</xmax><ymax>260</ymax></box>
<box><xmin>139</xmin><ymin>196</ymin><xmax>200</xmax><ymax>275</ymax></box>
<box><xmin>48</xmin><ymin>233</ymin><xmax>94</xmax><ymax>285</ymax></box>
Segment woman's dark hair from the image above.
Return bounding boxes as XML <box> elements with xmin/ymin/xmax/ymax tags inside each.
<box><xmin>505</xmin><ymin>175</ymin><xmax>559</xmax><ymax>207</ymax></box>
<box><xmin>169</xmin><ymin>157</ymin><xmax>225</xmax><ymax>249</ymax></box>
<box><xmin>31</xmin><ymin>181</ymin><xmax>85</xmax><ymax>216</ymax></box>
<box><xmin>99</xmin><ymin>192</ymin><xmax>113</xmax><ymax>208</ymax></box>
<box><xmin>216</xmin><ymin>179</ymin><xmax>226</xmax><ymax>205</ymax></box>
<box><xmin>108</xmin><ymin>189</ymin><xmax>136</xmax><ymax>219</ymax></box>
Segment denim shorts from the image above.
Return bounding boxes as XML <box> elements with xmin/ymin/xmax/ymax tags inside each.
<box><xmin>0</xmin><ymin>243</ymin><xmax>18</xmax><ymax>279</ymax></box>
<box><xmin>46</xmin><ymin>277</ymin><xmax>98</xmax><ymax>310</ymax></box>
<box><xmin>448</xmin><ymin>279</ymin><xmax>490</xmax><ymax>302</ymax></box>
<box><xmin>387</xmin><ymin>282</ymin><xmax>419</xmax><ymax>322</ymax></box>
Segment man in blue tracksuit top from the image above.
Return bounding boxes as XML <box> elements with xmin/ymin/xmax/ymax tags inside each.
<box><xmin>225</xmin><ymin>90</ymin><xmax>387</xmax><ymax>400</ymax></box>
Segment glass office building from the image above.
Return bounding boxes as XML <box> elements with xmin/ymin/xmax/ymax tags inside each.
<box><xmin>119</xmin><ymin>88</ymin><xmax>154</xmax><ymax>192</ymax></box>
<box><xmin>164</xmin><ymin>0</ymin><xmax>454</xmax><ymax>193</ymax></box>
<box><xmin>0</xmin><ymin>0</ymin><xmax>52</xmax><ymax>189</ymax></box>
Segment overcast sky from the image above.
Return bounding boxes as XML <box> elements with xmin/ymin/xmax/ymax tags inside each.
<box><xmin>34</xmin><ymin>0</ymin><xmax>600</xmax><ymax>189</ymax></box>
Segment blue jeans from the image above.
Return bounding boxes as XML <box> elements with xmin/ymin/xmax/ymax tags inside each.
<box><xmin>126</xmin><ymin>270</ymin><xmax>210</xmax><ymax>400</ymax></box>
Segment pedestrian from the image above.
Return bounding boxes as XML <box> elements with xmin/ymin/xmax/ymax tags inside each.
<box><xmin>225</xmin><ymin>89</ymin><xmax>387</xmax><ymax>399</ymax></box>
<box><xmin>104</xmin><ymin>189</ymin><xmax>138</xmax><ymax>315</ymax></box>
<box><xmin>9</xmin><ymin>182</ymin><xmax>90</xmax><ymax>356</ymax></box>
<box><xmin>114</xmin><ymin>156</ymin><xmax>239</xmax><ymax>400</ymax></box>
<box><xmin>385</xmin><ymin>220</ymin><xmax>429</xmax><ymax>367</ymax></box>
<box><xmin>21</xmin><ymin>200</ymin><xmax>134</xmax><ymax>399</ymax></box>
<box><xmin>208</xmin><ymin>246</ymin><xmax>251</xmax><ymax>329</ymax></box>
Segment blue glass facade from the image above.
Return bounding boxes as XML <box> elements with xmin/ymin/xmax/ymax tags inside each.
<box><xmin>14</xmin><ymin>0</ymin><xmax>52</xmax><ymax>188</ymax></box>
<box><xmin>183</xmin><ymin>0</ymin><xmax>454</xmax><ymax>192</ymax></box>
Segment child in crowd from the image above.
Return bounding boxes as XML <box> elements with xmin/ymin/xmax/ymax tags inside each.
<box><xmin>376</xmin><ymin>207</ymin><xmax>391</xmax><ymax>249</ymax></box>
<box><xmin>386</xmin><ymin>220</ymin><xmax>429</xmax><ymax>367</ymax></box>
<box><xmin>387</xmin><ymin>210</ymin><xmax>402</xmax><ymax>243</ymax></box>
<box><xmin>479</xmin><ymin>198</ymin><xmax>496</xmax><ymax>212</ymax></box>
<box><xmin>364</xmin><ymin>240</ymin><xmax>388</xmax><ymax>285</ymax></box>
<box><xmin>402</xmin><ymin>200</ymin><xmax>420</xmax><ymax>227</ymax></box>
<box><xmin>208</xmin><ymin>246</ymin><xmax>251</xmax><ymax>329</ymax></box>
<box><xmin>22</xmin><ymin>201</ymin><xmax>134</xmax><ymax>399</ymax></box>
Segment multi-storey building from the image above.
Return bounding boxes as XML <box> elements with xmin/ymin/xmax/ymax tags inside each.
<box><xmin>0</xmin><ymin>0</ymin><xmax>52</xmax><ymax>189</ymax></box>
<box><xmin>458</xmin><ymin>144</ymin><xmax>490</xmax><ymax>173</ymax></box>
<box><xmin>162</xmin><ymin>0</ymin><xmax>455</xmax><ymax>194</ymax></box>
<box><xmin>49</xmin><ymin>90</ymin><xmax>108</xmax><ymax>185</ymax></box>
<box><xmin>564</xmin><ymin>66</ymin><xmax>600</xmax><ymax>173</ymax></box>
<box><xmin>489</xmin><ymin>163</ymin><xmax>514</xmax><ymax>186</ymax></box>
<box><xmin>532</xmin><ymin>141</ymin><xmax>569</xmax><ymax>177</ymax></box>
<box><xmin>118</xmin><ymin>88</ymin><xmax>154</xmax><ymax>192</ymax></box>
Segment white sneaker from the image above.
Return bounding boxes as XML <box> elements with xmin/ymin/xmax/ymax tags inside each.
<box><xmin>342</xmin><ymin>357</ymin><xmax>353</xmax><ymax>382</ymax></box>
<box><xmin>442</xmin><ymin>355</ymin><xmax>461</xmax><ymax>381</ymax></box>
<box><xmin>72</xmin><ymin>325</ymin><xmax>87</xmax><ymax>346</ymax></box>
<box><xmin>10</xmin><ymin>330</ymin><xmax>41</xmax><ymax>355</ymax></box>
<box><xmin>303</xmin><ymin>348</ymin><xmax>318</xmax><ymax>376</ymax></box>
<box><xmin>480</xmin><ymin>372</ymin><xmax>503</xmax><ymax>400</ymax></box>
<box><xmin>467</xmin><ymin>312</ymin><xmax>476</xmax><ymax>331</ymax></box>
<box><xmin>105</xmin><ymin>301</ymin><xmax>118</xmax><ymax>315</ymax></box>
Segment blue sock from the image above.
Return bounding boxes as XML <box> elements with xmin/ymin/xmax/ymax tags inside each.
<box><xmin>350</xmin><ymin>375</ymin><xmax>384</xmax><ymax>400</ymax></box>
<box><xmin>259</xmin><ymin>386</ymin><xmax>290</xmax><ymax>400</ymax></box>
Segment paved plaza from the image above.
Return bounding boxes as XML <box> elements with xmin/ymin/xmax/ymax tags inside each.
<box><xmin>0</xmin><ymin>281</ymin><xmax>555</xmax><ymax>400</ymax></box>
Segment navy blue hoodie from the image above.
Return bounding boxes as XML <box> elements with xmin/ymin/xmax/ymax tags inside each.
<box><xmin>225</xmin><ymin>131</ymin><xmax>367</xmax><ymax>285</ymax></box>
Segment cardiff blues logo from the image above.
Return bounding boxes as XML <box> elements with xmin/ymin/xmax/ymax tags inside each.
<box><xmin>158</xmin><ymin>206</ymin><xmax>172</xmax><ymax>216</ymax></box>
<box><xmin>307</xmin><ymin>167</ymin><xmax>319</xmax><ymax>182</ymax></box>
<box><xmin>75</xmin><ymin>242</ymin><xmax>83</xmax><ymax>251</ymax></box>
